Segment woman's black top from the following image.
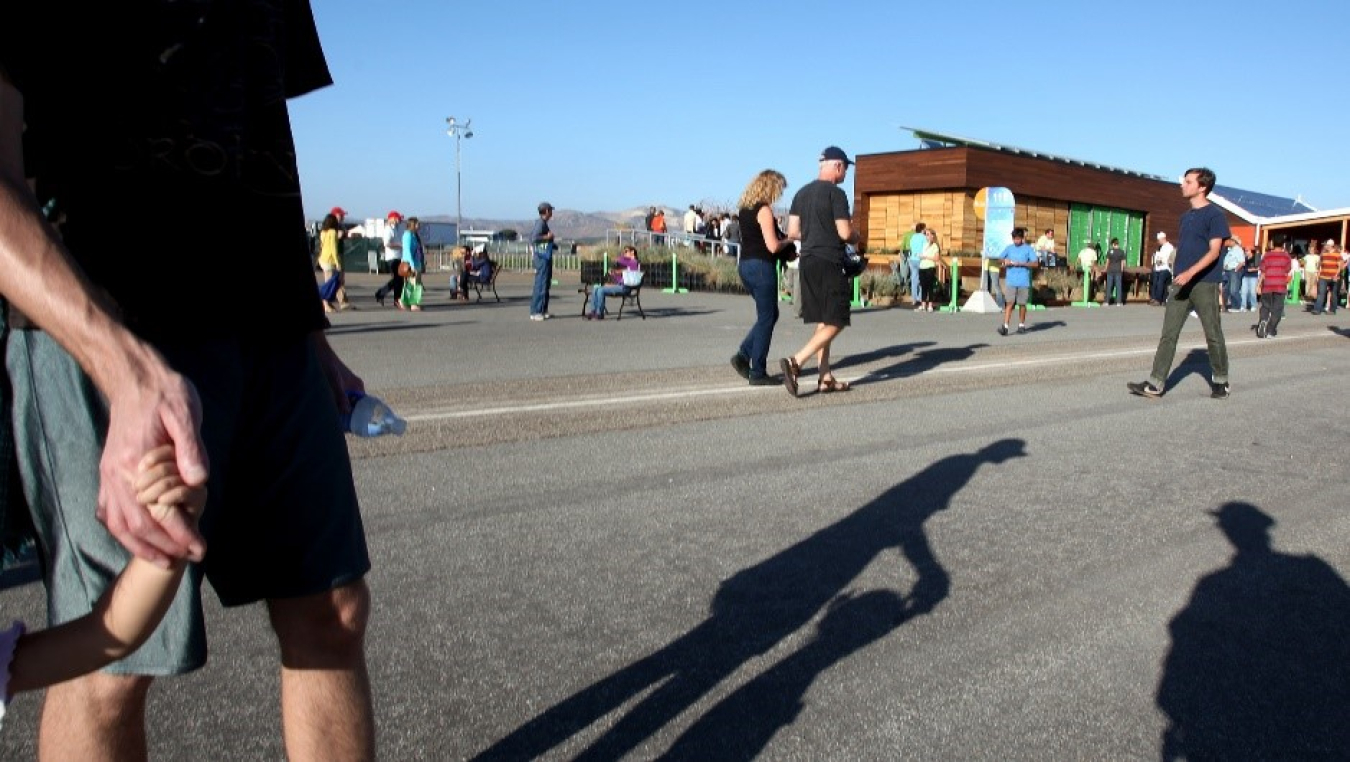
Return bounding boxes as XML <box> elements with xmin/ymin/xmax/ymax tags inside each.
<box><xmin>738</xmin><ymin>204</ymin><xmax>775</xmax><ymax>262</ymax></box>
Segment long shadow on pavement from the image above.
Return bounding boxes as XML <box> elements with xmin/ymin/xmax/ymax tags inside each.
<box><xmin>848</xmin><ymin>343</ymin><xmax>988</xmax><ymax>387</ymax></box>
<box><xmin>1162</xmin><ymin>348</ymin><xmax>1215</xmax><ymax>392</ymax></box>
<box><xmin>1156</xmin><ymin>502</ymin><xmax>1350</xmax><ymax>760</ymax></box>
<box><xmin>829</xmin><ymin>341</ymin><xmax>934</xmax><ymax>372</ymax></box>
<box><xmin>324</xmin><ymin>322</ymin><xmax>443</xmax><ymax>336</ymax></box>
<box><xmin>1021</xmin><ymin>320</ymin><xmax>1066</xmax><ymax>333</ymax></box>
<box><xmin>473</xmin><ymin>438</ymin><xmax>1027</xmax><ymax>761</ymax></box>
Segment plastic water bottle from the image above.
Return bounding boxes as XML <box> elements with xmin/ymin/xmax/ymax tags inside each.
<box><xmin>341</xmin><ymin>392</ymin><xmax>407</xmax><ymax>437</ymax></box>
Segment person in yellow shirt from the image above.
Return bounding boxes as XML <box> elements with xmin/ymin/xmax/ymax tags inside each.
<box><xmin>316</xmin><ymin>213</ymin><xmax>351</xmax><ymax>312</ymax></box>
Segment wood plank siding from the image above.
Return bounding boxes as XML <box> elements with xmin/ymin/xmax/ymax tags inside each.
<box><xmin>855</xmin><ymin>146</ymin><xmax>1189</xmax><ymax>256</ymax></box>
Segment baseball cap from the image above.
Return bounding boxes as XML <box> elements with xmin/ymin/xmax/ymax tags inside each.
<box><xmin>1156</xmin><ymin>231</ymin><xmax>1167</xmax><ymax>239</ymax></box>
<box><xmin>538</xmin><ymin>202</ymin><xmax>554</xmax><ymax>213</ymax></box>
<box><xmin>330</xmin><ymin>206</ymin><xmax>347</xmax><ymax>217</ymax></box>
<box><xmin>386</xmin><ymin>210</ymin><xmax>403</xmax><ymax>221</ymax></box>
<box><xmin>1326</xmin><ymin>239</ymin><xmax>1336</xmax><ymax>246</ymax></box>
<box><xmin>819</xmin><ymin>146</ymin><xmax>853</xmax><ymax>166</ymax></box>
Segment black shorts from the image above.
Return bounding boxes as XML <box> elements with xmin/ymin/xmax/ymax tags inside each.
<box><xmin>6</xmin><ymin>331</ymin><xmax>370</xmax><ymax>674</ymax></box>
<box><xmin>798</xmin><ymin>255</ymin><xmax>851</xmax><ymax>328</ymax></box>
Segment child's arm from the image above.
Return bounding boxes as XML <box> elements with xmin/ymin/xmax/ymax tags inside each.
<box><xmin>8</xmin><ymin>447</ymin><xmax>204</xmax><ymax>694</ymax></box>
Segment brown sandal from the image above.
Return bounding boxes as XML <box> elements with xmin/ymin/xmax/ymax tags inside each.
<box><xmin>817</xmin><ymin>376</ymin><xmax>851</xmax><ymax>393</ymax></box>
<box><xmin>779</xmin><ymin>357</ymin><xmax>801</xmax><ymax>397</ymax></box>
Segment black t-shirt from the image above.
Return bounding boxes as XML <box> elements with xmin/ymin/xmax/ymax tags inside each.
<box><xmin>788</xmin><ymin>180</ymin><xmax>850</xmax><ymax>264</ymax></box>
<box><xmin>1</xmin><ymin>1</ymin><xmax>331</xmax><ymax>343</ymax></box>
<box><xmin>1106</xmin><ymin>247</ymin><xmax>1127</xmax><ymax>273</ymax></box>
<box><xmin>737</xmin><ymin>204</ymin><xmax>775</xmax><ymax>263</ymax></box>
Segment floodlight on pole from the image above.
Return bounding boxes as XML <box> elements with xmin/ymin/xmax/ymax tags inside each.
<box><xmin>446</xmin><ymin>117</ymin><xmax>473</xmax><ymax>243</ymax></box>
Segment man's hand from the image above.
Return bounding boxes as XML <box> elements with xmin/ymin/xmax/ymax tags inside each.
<box><xmin>312</xmin><ymin>331</ymin><xmax>365</xmax><ymax>415</ymax></box>
<box><xmin>97</xmin><ymin>370</ymin><xmax>208</xmax><ymax>567</ymax></box>
<box><xmin>1173</xmin><ymin>270</ymin><xmax>1193</xmax><ymax>287</ymax></box>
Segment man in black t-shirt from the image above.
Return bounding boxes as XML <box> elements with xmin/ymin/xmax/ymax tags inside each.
<box><xmin>1128</xmin><ymin>167</ymin><xmax>1232</xmax><ymax>400</ymax></box>
<box><xmin>779</xmin><ymin>146</ymin><xmax>859</xmax><ymax>398</ymax></box>
<box><xmin>1</xmin><ymin>3</ymin><xmax>374</xmax><ymax>756</ymax></box>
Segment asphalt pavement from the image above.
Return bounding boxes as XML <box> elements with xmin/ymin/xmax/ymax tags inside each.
<box><xmin>2</xmin><ymin>270</ymin><xmax>1347</xmax><ymax>760</ymax></box>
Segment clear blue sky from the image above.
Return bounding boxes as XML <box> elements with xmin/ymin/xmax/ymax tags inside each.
<box><xmin>291</xmin><ymin>0</ymin><xmax>1349</xmax><ymax>223</ymax></box>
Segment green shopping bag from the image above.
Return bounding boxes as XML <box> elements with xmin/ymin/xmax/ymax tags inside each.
<box><xmin>400</xmin><ymin>277</ymin><xmax>423</xmax><ymax>307</ymax></box>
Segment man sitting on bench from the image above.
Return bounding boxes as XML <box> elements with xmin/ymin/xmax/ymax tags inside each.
<box><xmin>585</xmin><ymin>245</ymin><xmax>641</xmax><ymax>320</ymax></box>
<box><xmin>458</xmin><ymin>245</ymin><xmax>492</xmax><ymax>300</ymax></box>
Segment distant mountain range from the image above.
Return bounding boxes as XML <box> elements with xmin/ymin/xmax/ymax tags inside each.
<box><xmin>421</xmin><ymin>205</ymin><xmax>692</xmax><ymax>242</ymax></box>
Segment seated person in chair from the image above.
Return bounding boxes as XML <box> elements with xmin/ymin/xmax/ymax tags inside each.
<box><xmin>586</xmin><ymin>245</ymin><xmax>641</xmax><ymax>320</ymax></box>
<box><xmin>458</xmin><ymin>245</ymin><xmax>492</xmax><ymax>299</ymax></box>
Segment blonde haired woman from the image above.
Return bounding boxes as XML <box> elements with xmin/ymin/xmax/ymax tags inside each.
<box><xmin>731</xmin><ymin>170</ymin><xmax>796</xmax><ymax>385</ymax></box>
<box><xmin>919</xmin><ymin>228</ymin><xmax>941</xmax><ymax>312</ymax></box>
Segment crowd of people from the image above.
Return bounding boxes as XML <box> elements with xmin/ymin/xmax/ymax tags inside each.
<box><xmin>642</xmin><ymin>204</ymin><xmax>741</xmax><ymax>255</ymax></box>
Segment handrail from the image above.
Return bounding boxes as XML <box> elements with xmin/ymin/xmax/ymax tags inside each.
<box><xmin>605</xmin><ymin>228</ymin><xmax>740</xmax><ymax>259</ymax></box>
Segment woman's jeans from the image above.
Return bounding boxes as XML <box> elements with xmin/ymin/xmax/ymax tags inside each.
<box><xmin>1105</xmin><ymin>272</ymin><xmax>1124</xmax><ymax>304</ymax></box>
<box><xmin>590</xmin><ymin>284</ymin><xmax>626</xmax><ymax>315</ymax></box>
<box><xmin>1240</xmin><ymin>275</ymin><xmax>1258</xmax><ymax>311</ymax></box>
<box><xmin>737</xmin><ymin>258</ymin><xmax>780</xmax><ymax>379</ymax></box>
<box><xmin>1225</xmin><ymin>270</ymin><xmax>1243</xmax><ymax>307</ymax></box>
<box><xmin>530</xmin><ymin>253</ymin><xmax>553</xmax><ymax>315</ymax></box>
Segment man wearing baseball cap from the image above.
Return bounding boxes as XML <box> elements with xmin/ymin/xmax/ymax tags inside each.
<box><xmin>375</xmin><ymin>211</ymin><xmax>405</xmax><ymax>306</ymax></box>
<box><xmin>1150</xmin><ymin>231</ymin><xmax>1175</xmax><ymax>305</ymax></box>
<box><xmin>529</xmin><ymin>202</ymin><xmax>556</xmax><ymax>320</ymax></box>
<box><xmin>779</xmin><ymin>146</ymin><xmax>859</xmax><ymax>397</ymax></box>
<box><xmin>1311</xmin><ymin>238</ymin><xmax>1343</xmax><ymax>315</ymax></box>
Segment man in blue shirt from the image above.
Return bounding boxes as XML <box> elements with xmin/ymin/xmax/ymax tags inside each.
<box><xmin>907</xmin><ymin>222</ymin><xmax>926</xmax><ymax>308</ymax></box>
<box><xmin>997</xmin><ymin>228</ymin><xmax>1039</xmax><ymax>335</ymax></box>
<box><xmin>529</xmin><ymin>202</ymin><xmax>556</xmax><ymax>320</ymax></box>
<box><xmin>1128</xmin><ymin>167</ymin><xmax>1232</xmax><ymax>399</ymax></box>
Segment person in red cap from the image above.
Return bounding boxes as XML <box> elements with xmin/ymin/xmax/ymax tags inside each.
<box><xmin>375</xmin><ymin>210</ymin><xmax>406</xmax><ymax>306</ymax></box>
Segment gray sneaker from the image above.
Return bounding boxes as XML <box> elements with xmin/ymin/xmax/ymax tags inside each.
<box><xmin>1210</xmin><ymin>382</ymin><xmax>1230</xmax><ymax>400</ymax></box>
<box><xmin>1256</xmin><ymin>319</ymin><xmax>1267</xmax><ymax>338</ymax></box>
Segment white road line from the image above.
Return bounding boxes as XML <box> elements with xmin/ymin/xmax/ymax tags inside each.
<box><xmin>404</xmin><ymin>333</ymin><xmax>1327</xmax><ymax>422</ymax></box>
<box><xmin>404</xmin><ymin>385</ymin><xmax>763</xmax><ymax>421</ymax></box>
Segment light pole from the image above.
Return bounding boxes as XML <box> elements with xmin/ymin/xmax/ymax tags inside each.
<box><xmin>446</xmin><ymin>116</ymin><xmax>473</xmax><ymax>243</ymax></box>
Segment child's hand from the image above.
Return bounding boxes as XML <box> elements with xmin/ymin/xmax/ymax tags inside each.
<box><xmin>132</xmin><ymin>445</ymin><xmax>207</xmax><ymax>520</ymax></box>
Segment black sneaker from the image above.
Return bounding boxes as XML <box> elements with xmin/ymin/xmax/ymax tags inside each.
<box><xmin>730</xmin><ymin>354</ymin><xmax>750</xmax><ymax>379</ymax></box>
<box><xmin>748</xmin><ymin>375</ymin><xmax>779</xmax><ymax>387</ymax></box>
<box><xmin>1016</xmin><ymin>325</ymin><xmax>1027</xmax><ymax>335</ymax></box>
<box><xmin>1256</xmin><ymin>320</ymin><xmax>1267</xmax><ymax>338</ymax></box>
<box><xmin>1127</xmin><ymin>381</ymin><xmax>1163</xmax><ymax>399</ymax></box>
<box><xmin>997</xmin><ymin>325</ymin><xmax>1009</xmax><ymax>336</ymax></box>
<box><xmin>1210</xmin><ymin>382</ymin><xmax>1230</xmax><ymax>400</ymax></box>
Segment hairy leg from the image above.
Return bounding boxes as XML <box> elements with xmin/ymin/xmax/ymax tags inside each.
<box><xmin>267</xmin><ymin>580</ymin><xmax>374</xmax><ymax>762</ymax></box>
<box><xmin>39</xmin><ymin>672</ymin><xmax>152</xmax><ymax>762</ymax></box>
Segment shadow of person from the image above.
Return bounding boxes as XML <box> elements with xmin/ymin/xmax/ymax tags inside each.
<box><xmin>1162</xmin><ymin>348</ymin><xmax>1214</xmax><ymax>391</ymax></box>
<box><xmin>1155</xmin><ymin>502</ymin><xmax>1350</xmax><ymax>761</ymax></box>
<box><xmin>829</xmin><ymin>341</ymin><xmax>934</xmax><ymax>372</ymax></box>
<box><xmin>854</xmin><ymin>343</ymin><xmax>988</xmax><ymax>387</ymax></box>
<box><xmin>1021</xmin><ymin>320</ymin><xmax>1065</xmax><ymax>333</ymax></box>
<box><xmin>474</xmin><ymin>439</ymin><xmax>1027</xmax><ymax>761</ymax></box>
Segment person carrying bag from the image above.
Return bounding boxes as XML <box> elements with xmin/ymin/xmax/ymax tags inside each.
<box><xmin>398</xmin><ymin>217</ymin><xmax>425</xmax><ymax>311</ymax></box>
